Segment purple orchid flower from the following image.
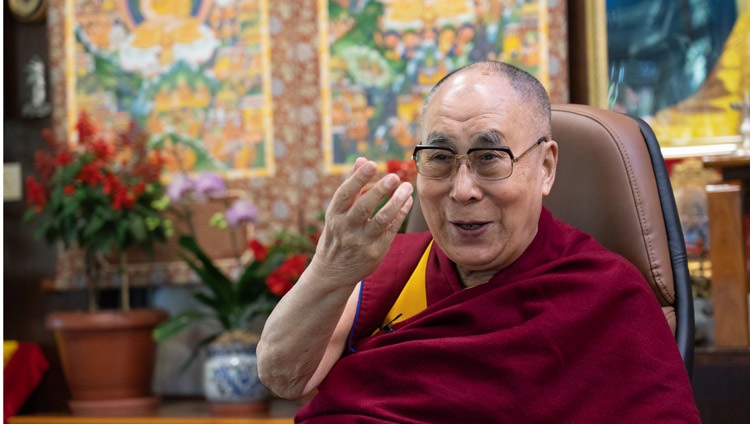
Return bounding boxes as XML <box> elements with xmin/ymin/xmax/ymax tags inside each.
<box><xmin>225</xmin><ymin>199</ymin><xmax>259</xmax><ymax>227</ymax></box>
<box><xmin>166</xmin><ymin>175</ymin><xmax>195</xmax><ymax>202</ymax></box>
<box><xmin>194</xmin><ymin>172</ymin><xmax>227</xmax><ymax>200</ymax></box>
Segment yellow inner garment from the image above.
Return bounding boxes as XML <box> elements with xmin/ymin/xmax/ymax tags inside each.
<box><xmin>376</xmin><ymin>241</ymin><xmax>432</xmax><ymax>333</ymax></box>
<box><xmin>4</xmin><ymin>340</ymin><xmax>19</xmax><ymax>367</ymax></box>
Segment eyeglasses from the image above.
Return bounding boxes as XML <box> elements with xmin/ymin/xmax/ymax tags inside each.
<box><xmin>412</xmin><ymin>137</ymin><xmax>547</xmax><ymax>181</ymax></box>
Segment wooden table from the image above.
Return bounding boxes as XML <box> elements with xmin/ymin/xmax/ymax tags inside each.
<box><xmin>8</xmin><ymin>399</ymin><xmax>298</xmax><ymax>424</ymax></box>
<box><xmin>693</xmin><ymin>346</ymin><xmax>750</xmax><ymax>424</ymax></box>
<box><xmin>702</xmin><ymin>154</ymin><xmax>750</xmax><ymax>347</ymax></box>
<box><xmin>703</xmin><ymin>155</ymin><xmax>750</xmax><ymax>182</ymax></box>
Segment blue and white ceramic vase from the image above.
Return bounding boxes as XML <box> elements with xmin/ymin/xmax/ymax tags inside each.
<box><xmin>203</xmin><ymin>333</ymin><xmax>269</xmax><ymax>415</ymax></box>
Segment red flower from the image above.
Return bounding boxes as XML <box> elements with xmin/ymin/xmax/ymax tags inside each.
<box><xmin>55</xmin><ymin>151</ymin><xmax>73</xmax><ymax>166</ymax></box>
<box><xmin>77</xmin><ymin>163</ymin><xmax>105</xmax><ymax>186</ymax></box>
<box><xmin>248</xmin><ymin>239</ymin><xmax>268</xmax><ymax>261</ymax></box>
<box><xmin>266</xmin><ymin>254</ymin><xmax>308</xmax><ymax>296</ymax></box>
<box><xmin>23</xmin><ymin>109</ymin><xmax>171</xmax><ymax>296</ymax></box>
<box><xmin>133</xmin><ymin>182</ymin><xmax>146</xmax><ymax>196</ymax></box>
<box><xmin>34</xmin><ymin>150</ymin><xmax>57</xmax><ymax>183</ymax></box>
<box><xmin>25</xmin><ymin>177</ymin><xmax>46</xmax><ymax>211</ymax></box>
<box><xmin>102</xmin><ymin>173</ymin><xmax>122</xmax><ymax>195</ymax></box>
<box><xmin>386</xmin><ymin>158</ymin><xmax>417</xmax><ymax>183</ymax></box>
<box><xmin>284</xmin><ymin>254</ymin><xmax>308</xmax><ymax>272</ymax></box>
<box><xmin>76</xmin><ymin>111</ymin><xmax>98</xmax><ymax>143</ymax></box>
<box><xmin>88</xmin><ymin>139</ymin><xmax>113</xmax><ymax>161</ymax></box>
<box><xmin>266</xmin><ymin>273</ymin><xmax>294</xmax><ymax>296</ymax></box>
<box><xmin>112</xmin><ymin>185</ymin><xmax>136</xmax><ymax>210</ymax></box>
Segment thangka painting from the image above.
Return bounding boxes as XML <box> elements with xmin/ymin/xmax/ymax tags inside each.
<box><xmin>58</xmin><ymin>0</ymin><xmax>274</xmax><ymax>178</ymax></box>
<box><xmin>319</xmin><ymin>0</ymin><xmax>550</xmax><ymax>174</ymax></box>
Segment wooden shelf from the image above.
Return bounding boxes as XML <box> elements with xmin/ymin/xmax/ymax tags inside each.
<box><xmin>695</xmin><ymin>346</ymin><xmax>750</xmax><ymax>364</ymax></box>
<box><xmin>693</xmin><ymin>347</ymin><xmax>750</xmax><ymax>424</ymax></box>
<box><xmin>702</xmin><ymin>154</ymin><xmax>750</xmax><ymax>169</ymax></box>
<box><xmin>702</xmin><ymin>155</ymin><xmax>750</xmax><ymax>348</ymax></box>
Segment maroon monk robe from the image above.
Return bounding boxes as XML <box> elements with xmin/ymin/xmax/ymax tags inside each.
<box><xmin>296</xmin><ymin>208</ymin><xmax>701</xmax><ymax>423</ymax></box>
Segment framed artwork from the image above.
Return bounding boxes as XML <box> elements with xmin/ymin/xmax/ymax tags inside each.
<box><xmin>318</xmin><ymin>0</ymin><xmax>565</xmax><ymax>174</ymax></box>
<box><xmin>49</xmin><ymin>0</ymin><xmax>274</xmax><ymax>179</ymax></box>
<box><xmin>41</xmin><ymin>0</ymin><xmax>568</xmax><ymax>289</ymax></box>
<box><xmin>45</xmin><ymin>0</ymin><xmax>277</xmax><ymax>289</ymax></box>
<box><xmin>584</xmin><ymin>0</ymin><xmax>746</xmax><ymax>156</ymax></box>
<box><xmin>576</xmin><ymin>1</ymin><xmax>748</xmax><ymax>319</ymax></box>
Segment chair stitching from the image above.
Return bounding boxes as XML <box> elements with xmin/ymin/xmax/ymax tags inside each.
<box><xmin>558</xmin><ymin>107</ymin><xmax>673</xmax><ymax>305</ymax></box>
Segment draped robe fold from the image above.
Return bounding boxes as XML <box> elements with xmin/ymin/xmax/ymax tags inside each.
<box><xmin>296</xmin><ymin>208</ymin><xmax>700</xmax><ymax>423</ymax></box>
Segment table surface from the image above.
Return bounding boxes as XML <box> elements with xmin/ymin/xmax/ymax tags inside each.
<box><xmin>702</xmin><ymin>154</ymin><xmax>750</xmax><ymax>169</ymax></box>
<box><xmin>8</xmin><ymin>399</ymin><xmax>299</xmax><ymax>424</ymax></box>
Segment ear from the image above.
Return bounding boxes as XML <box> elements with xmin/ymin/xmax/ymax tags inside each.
<box><xmin>540</xmin><ymin>140</ymin><xmax>558</xmax><ymax>196</ymax></box>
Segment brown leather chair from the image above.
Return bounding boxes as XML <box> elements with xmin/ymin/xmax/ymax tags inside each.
<box><xmin>406</xmin><ymin>104</ymin><xmax>694</xmax><ymax>377</ymax></box>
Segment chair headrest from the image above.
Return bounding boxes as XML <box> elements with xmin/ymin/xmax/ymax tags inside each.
<box><xmin>544</xmin><ymin>104</ymin><xmax>675</xmax><ymax>307</ymax></box>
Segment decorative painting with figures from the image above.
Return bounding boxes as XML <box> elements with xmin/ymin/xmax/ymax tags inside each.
<box><xmin>57</xmin><ymin>0</ymin><xmax>274</xmax><ymax>178</ymax></box>
<box><xmin>318</xmin><ymin>0</ymin><xmax>566</xmax><ymax>174</ymax></box>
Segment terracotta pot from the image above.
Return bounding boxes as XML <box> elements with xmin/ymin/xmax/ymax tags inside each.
<box><xmin>46</xmin><ymin>308</ymin><xmax>168</xmax><ymax>415</ymax></box>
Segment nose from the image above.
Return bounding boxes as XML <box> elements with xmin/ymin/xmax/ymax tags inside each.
<box><xmin>450</xmin><ymin>160</ymin><xmax>483</xmax><ymax>203</ymax></box>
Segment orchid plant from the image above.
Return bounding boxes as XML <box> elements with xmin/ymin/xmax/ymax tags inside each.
<box><xmin>153</xmin><ymin>172</ymin><xmax>318</xmax><ymax>357</ymax></box>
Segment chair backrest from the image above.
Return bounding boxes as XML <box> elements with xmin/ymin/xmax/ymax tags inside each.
<box><xmin>405</xmin><ymin>104</ymin><xmax>694</xmax><ymax>377</ymax></box>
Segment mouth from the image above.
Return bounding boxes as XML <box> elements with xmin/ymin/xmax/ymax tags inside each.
<box><xmin>451</xmin><ymin>221</ymin><xmax>489</xmax><ymax>231</ymax></box>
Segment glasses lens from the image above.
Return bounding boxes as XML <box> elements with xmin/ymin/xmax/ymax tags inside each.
<box><xmin>415</xmin><ymin>148</ymin><xmax>455</xmax><ymax>178</ymax></box>
<box><xmin>469</xmin><ymin>149</ymin><xmax>512</xmax><ymax>180</ymax></box>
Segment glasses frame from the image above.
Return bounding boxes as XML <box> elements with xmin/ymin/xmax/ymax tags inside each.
<box><xmin>412</xmin><ymin>136</ymin><xmax>548</xmax><ymax>181</ymax></box>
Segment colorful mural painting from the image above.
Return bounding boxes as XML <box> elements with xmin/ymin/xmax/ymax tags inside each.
<box><xmin>64</xmin><ymin>0</ymin><xmax>274</xmax><ymax>178</ymax></box>
<box><xmin>319</xmin><ymin>0</ymin><xmax>550</xmax><ymax>173</ymax></box>
<box><xmin>46</xmin><ymin>0</ymin><xmax>566</xmax><ymax>288</ymax></box>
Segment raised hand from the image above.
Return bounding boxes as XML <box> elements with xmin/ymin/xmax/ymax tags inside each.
<box><xmin>309</xmin><ymin>157</ymin><xmax>414</xmax><ymax>288</ymax></box>
<box><xmin>258</xmin><ymin>158</ymin><xmax>414</xmax><ymax>398</ymax></box>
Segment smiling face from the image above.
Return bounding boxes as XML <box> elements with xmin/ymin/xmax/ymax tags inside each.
<box><xmin>418</xmin><ymin>69</ymin><xmax>557</xmax><ymax>283</ymax></box>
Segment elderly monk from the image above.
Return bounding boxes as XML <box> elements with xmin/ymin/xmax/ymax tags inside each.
<box><xmin>257</xmin><ymin>61</ymin><xmax>700</xmax><ymax>423</ymax></box>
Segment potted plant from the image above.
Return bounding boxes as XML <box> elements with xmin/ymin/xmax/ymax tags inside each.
<box><xmin>24</xmin><ymin>111</ymin><xmax>171</xmax><ymax>415</ymax></box>
<box><xmin>152</xmin><ymin>172</ymin><xmax>318</xmax><ymax>415</ymax></box>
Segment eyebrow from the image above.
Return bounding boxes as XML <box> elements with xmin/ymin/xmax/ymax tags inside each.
<box><xmin>424</xmin><ymin>132</ymin><xmax>453</xmax><ymax>146</ymax></box>
<box><xmin>471</xmin><ymin>130</ymin><xmax>505</xmax><ymax>146</ymax></box>
<box><xmin>424</xmin><ymin>130</ymin><xmax>507</xmax><ymax>147</ymax></box>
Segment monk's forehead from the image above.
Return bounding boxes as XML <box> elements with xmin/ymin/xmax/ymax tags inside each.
<box><xmin>427</xmin><ymin>70</ymin><xmax>518</xmax><ymax>112</ymax></box>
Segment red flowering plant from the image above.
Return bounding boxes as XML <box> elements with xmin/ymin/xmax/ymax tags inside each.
<box><xmin>386</xmin><ymin>157</ymin><xmax>417</xmax><ymax>183</ymax></box>
<box><xmin>23</xmin><ymin>111</ymin><xmax>170</xmax><ymax>312</ymax></box>
<box><xmin>387</xmin><ymin>157</ymin><xmax>418</xmax><ymax>232</ymax></box>
<box><xmin>152</xmin><ymin>172</ymin><xmax>319</xmax><ymax>355</ymax></box>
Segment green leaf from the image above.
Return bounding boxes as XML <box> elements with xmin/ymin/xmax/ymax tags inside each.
<box><xmin>178</xmin><ymin>236</ymin><xmax>235</xmax><ymax>307</ymax></box>
<box><xmin>82</xmin><ymin>215</ymin><xmax>105</xmax><ymax>239</ymax></box>
<box><xmin>209</xmin><ymin>212</ymin><xmax>227</xmax><ymax>229</ymax></box>
<box><xmin>236</xmin><ymin>262</ymin><xmax>267</xmax><ymax>305</ymax></box>
<box><xmin>152</xmin><ymin>311</ymin><xmax>209</xmax><ymax>341</ymax></box>
<box><xmin>193</xmin><ymin>292</ymin><xmax>222</xmax><ymax>311</ymax></box>
<box><xmin>22</xmin><ymin>208</ymin><xmax>39</xmax><ymax>223</ymax></box>
<box><xmin>176</xmin><ymin>333</ymin><xmax>221</xmax><ymax>374</ymax></box>
<box><xmin>129</xmin><ymin>215</ymin><xmax>147</xmax><ymax>242</ymax></box>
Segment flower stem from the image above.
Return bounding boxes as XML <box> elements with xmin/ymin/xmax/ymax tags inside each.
<box><xmin>229</xmin><ymin>224</ymin><xmax>242</xmax><ymax>268</ymax></box>
<box><xmin>120</xmin><ymin>250</ymin><xmax>130</xmax><ymax>313</ymax></box>
<box><xmin>86</xmin><ymin>251</ymin><xmax>100</xmax><ymax>313</ymax></box>
<box><xmin>224</xmin><ymin>197</ymin><xmax>243</xmax><ymax>269</ymax></box>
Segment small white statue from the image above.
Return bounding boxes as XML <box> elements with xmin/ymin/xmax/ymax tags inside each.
<box><xmin>730</xmin><ymin>90</ymin><xmax>750</xmax><ymax>156</ymax></box>
<box><xmin>22</xmin><ymin>55</ymin><xmax>51</xmax><ymax>118</ymax></box>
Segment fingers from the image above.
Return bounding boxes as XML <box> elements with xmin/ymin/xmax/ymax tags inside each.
<box><xmin>313</xmin><ymin>159</ymin><xmax>415</xmax><ymax>286</ymax></box>
<box><xmin>327</xmin><ymin>156</ymin><xmax>414</xmax><ymax>233</ymax></box>
<box><xmin>366</xmin><ymin>182</ymin><xmax>413</xmax><ymax>234</ymax></box>
<box><xmin>348</xmin><ymin>157</ymin><xmax>368</xmax><ymax>177</ymax></box>
<box><xmin>347</xmin><ymin>173</ymin><xmax>400</xmax><ymax>223</ymax></box>
<box><xmin>328</xmin><ymin>159</ymin><xmax>378</xmax><ymax>215</ymax></box>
